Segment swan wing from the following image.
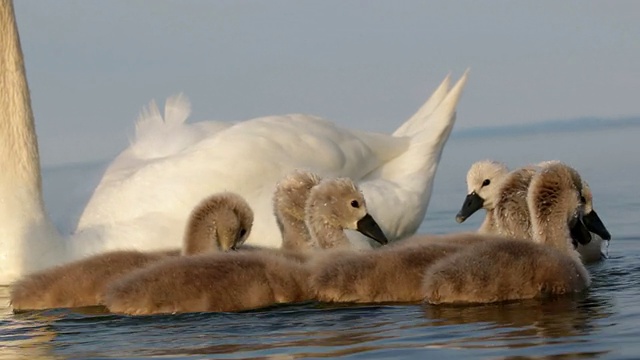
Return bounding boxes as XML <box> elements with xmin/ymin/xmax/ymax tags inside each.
<box><xmin>76</xmin><ymin>111</ymin><xmax>409</xmax><ymax>251</ymax></box>
<box><xmin>97</xmin><ymin>95</ymin><xmax>232</xmax><ymax>186</ymax></box>
<box><xmin>349</xmin><ymin>71</ymin><xmax>469</xmax><ymax>247</ymax></box>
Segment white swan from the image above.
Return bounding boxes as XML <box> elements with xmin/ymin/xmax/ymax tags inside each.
<box><xmin>0</xmin><ymin>0</ymin><xmax>467</xmax><ymax>285</ymax></box>
<box><xmin>77</xmin><ymin>73</ymin><xmax>467</xmax><ymax>253</ymax></box>
<box><xmin>1</xmin><ymin>0</ymin><xmax>66</xmax><ymax>285</ymax></box>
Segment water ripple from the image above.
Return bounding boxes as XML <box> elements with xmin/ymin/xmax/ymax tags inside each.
<box><xmin>4</xmin><ymin>127</ymin><xmax>638</xmax><ymax>359</ymax></box>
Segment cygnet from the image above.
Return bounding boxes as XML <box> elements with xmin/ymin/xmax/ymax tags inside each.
<box><xmin>10</xmin><ymin>192</ymin><xmax>250</xmax><ymax>311</ymax></box>
<box><xmin>423</xmin><ymin>162</ymin><xmax>592</xmax><ymax>304</ymax></box>
<box><xmin>103</xmin><ymin>176</ymin><xmax>388</xmax><ymax>315</ymax></box>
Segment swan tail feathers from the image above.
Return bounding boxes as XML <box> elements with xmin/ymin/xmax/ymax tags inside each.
<box><xmin>133</xmin><ymin>94</ymin><xmax>191</xmax><ymax>142</ymax></box>
<box><xmin>125</xmin><ymin>94</ymin><xmax>195</xmax><ymax>160</ymax></box>
<box><xmin>363</xmin><ymin>70</ymin><xmax>469</xmax><ymax>184</ymax></box>
<box><xmin>163</xmin><ymin>93</ymin><xmax>192</xmax><ymax>127</ymax></box>
<box><xmin>133</xmin><ymin>99</ymin><xmax>163</xmax><ymax>142</ymax></box>
<box><xmin>392</xmin><ymin>73</ymin><xmax>451</xmax><ymax>137</ymax></box>
<box><xmin>412</xmin><ymin>68</ymin><xmax>469</xmax><ymax>145</ymax></box>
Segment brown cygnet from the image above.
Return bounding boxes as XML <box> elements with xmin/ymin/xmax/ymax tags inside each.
<box><xmin>10</xmin><ymin>192</ymin><xmax>251</xmax><ymax>311</ymax></box>
<box><xmin>457</xmin><ymin>160</ymin><xmax>611</xmax><ymax>262</ymax></box>
<box><xmin>423</xmin><ymin>162</ymin><xmax>593</xmax><ymax>305</ymax></box>
<box><xmin>309</xmin><ymin>231</ymin><xmax>488</xmax><ymax>303</ymax></box>
<box><xmin>103</xmin><ymin>176</ymin><xmax>388</xmax><ymax>315</ymax></box>
<box><xmin>455</xmin><ymin>160</ymin><xmax>510</xmax><ymax>233</ymax></box>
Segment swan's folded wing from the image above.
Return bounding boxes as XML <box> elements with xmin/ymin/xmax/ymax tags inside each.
<box><xmin>201</xmin><ymin>114</ymin><xmax>409</xmax><ymax>179</ymax></box>
<box><xmin>76</xmin><ymin>112</ymin><xmax>408</xmax><ymax>250</ymax></box>
<box><xmin>103</xmin><ymin>94</ymin><xmax>232</xmax><ymax>184</ymax></box>
<box><xmin>351</xmin><ymin>72</ymin><xmax>469</xmax><ymax>246</ymax></box>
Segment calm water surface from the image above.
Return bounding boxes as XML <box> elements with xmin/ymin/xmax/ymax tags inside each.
<box><xmin>1</xmin><ymin>124</ymin><xmax>638</xmax><ymax>359</ymax></box>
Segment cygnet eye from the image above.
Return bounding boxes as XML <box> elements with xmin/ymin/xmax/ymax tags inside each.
<box><xmin>350</xmin><ymin>200</ymin><xmax>360</xmax><ymax>208</ymax></box>
<box><xmin>580</xmin><ymin>196</ymin><xmax>586</xmax><ymax>204</ymax></box>
<box><xmin>481</xmin><ymin>179</ymin><xmax>491</xmax><ymax>187</ymax></box>
<box><xmin>239</xmin><ymin>228</ymin><xmax>247</xmax><ymax>238</ymax></box>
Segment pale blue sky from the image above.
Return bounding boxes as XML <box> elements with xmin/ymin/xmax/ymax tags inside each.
<box><xmin>13</xmin><ymin>0</ymin><xmax>640</xmax><ymax>166</ymax></box>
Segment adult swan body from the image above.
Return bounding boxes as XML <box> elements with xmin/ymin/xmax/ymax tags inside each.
<box><xmin>0</xmin><ymin>0</ymin><xmax>468</xmax><ymax>285</ymax></box>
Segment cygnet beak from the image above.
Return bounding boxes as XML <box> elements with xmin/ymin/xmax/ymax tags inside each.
<box><xmin>356</xmin><ymin>213</ymin><xmax>389</xmax><ymax>245</ymax></box>
<box><xmin>569</xmin><ymin>217</ymin><xmax>592</xmax><ymax>247</ymax></box>
<box><xmin>582</xmin><ymin>210</ymin><xmax>611</xmax><ymax>241</ymax></box>
<box><xmin>456</xmin><ymin>191</ymin><xmax>484</xmax><ymax>223</ymax></box>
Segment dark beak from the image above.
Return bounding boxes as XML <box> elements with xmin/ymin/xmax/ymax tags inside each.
<box><xmin>582</xmin><ymin>210</ymin><xmax>611</xmax><ymax>241</ymax></box>
<box><xmin>356</xmin><ymin>213</ymin><xmax>389</xmax><ymax>245</ymax></box>
<box><xmin>455</xmin><ymin>192</ymin><xmax>485</xmax><ymax>223</ymax></box>
<box><xmin>570</xmin><ymin>218</ymin><xmax>592</xmax><ymax>247</ymax></box>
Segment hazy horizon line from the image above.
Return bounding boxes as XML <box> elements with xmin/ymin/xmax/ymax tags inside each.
<box><xmin>41</xmin><ymin>115</ymin><xmax>640</xmax><ymax>169</ymax></box>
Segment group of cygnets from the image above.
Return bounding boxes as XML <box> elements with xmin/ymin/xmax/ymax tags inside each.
<box><xmin>10</xmin><ymin>160</ymin><xmax>611</xmax><ymax>315</ymax></box>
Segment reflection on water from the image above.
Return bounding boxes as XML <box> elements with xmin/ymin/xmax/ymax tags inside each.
<box><xmin>0</xmin><ymin>288</ymin><xmax>58</xmax><ymax>360</ymax></box>
<box><xmin>1</xmin><ymin>125</ymin><xmax>639</xmax><ymax>359</ymax></box>
<box><xmin>0</xmin><ymin>276</ymin><xmax>624</xmax><ymax>359</ymax></box>
<box><xmin>423</xmin><ymin>297</ymin><xmax>609</xmax><ymax>352</ymax></box>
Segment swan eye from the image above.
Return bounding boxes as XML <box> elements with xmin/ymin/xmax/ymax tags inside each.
<box><xmin>350</xmin><ymin>200</ymin><xmax>360</xmax><ymax>208</ymax></box>
<box><xmin>481</xmin><ymin>179</ymin><xmax>491</xmax><ymax>187</ymax></box>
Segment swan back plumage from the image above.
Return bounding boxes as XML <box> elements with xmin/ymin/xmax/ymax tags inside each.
<box><xmin>76</xmin><ymin>112</ymin><xmax>410</xmax><ymax>253</ymax></box>
<box><xmin>77</xmin><ymin>72</ymin><xmax>467</xmax><ymax>252</ymax></box>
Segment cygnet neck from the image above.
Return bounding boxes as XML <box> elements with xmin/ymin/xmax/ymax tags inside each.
<box><xmin>529</xmin><ymin>164</ymin><xmax>583</xmax><ymax>254</ymax></box>
<box><xmin>182</xmin><ymin>193</ymin><xmax>252</xmax><ymax>255</ymax></box>
<box><xmin>304</xmin><ymin>193</ymin><xmax>351</xmax><ymax>250</ymax></box>
<box><xmin>273</xmin><ymin>170</ymin><xmax>321</xmax><ymax>250</ymax></box>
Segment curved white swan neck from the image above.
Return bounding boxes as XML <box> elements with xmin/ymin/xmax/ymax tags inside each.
<box><xmin>1</xmin><ymin>0</ymin><xmax>41</xmax><ymax>197</ymax></box>
<box><xmin>0</xmin><ymin>0</ymin><xmax>63</xmax><ymax>283</ymax></box>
